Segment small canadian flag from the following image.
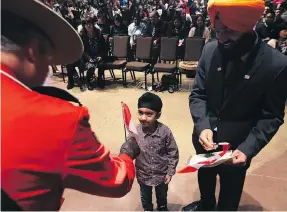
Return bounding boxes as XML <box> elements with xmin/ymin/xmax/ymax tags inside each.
<box><xmin>122</xmin><ymin>102</ymin><xmax>138</xmax><ymax>136</ymax></box>
<box><xmin>177</xmin><ymin>143</ymin><xmax>231</xmax><ymax>174</ymax></box>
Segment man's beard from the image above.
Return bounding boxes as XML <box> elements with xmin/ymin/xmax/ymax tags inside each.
<box><xmin>218</xmin><ymin>32</ymin><xmax>256</xmax><ymax>60</ymax></box>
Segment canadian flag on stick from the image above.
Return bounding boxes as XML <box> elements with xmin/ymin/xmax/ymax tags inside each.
<box><xmin>121</xmin><ymin>102</ymin><xmax>138</xmax><ymax>137</ymax></box>
<box><xmin>177</xmin><ymin>143</ymin><xmax>232</xmax><ymax>174</ymax></box>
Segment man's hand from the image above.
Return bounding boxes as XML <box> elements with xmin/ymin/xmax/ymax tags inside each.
<box><xmin>231</xmin><ymin>150</ymin><xmax>247</xmax><ymax>165</ymax></box>
<box><xmin>199</xmin><ymin>129</ymin><xmax>215</xmax><ymax>151</ymax></box>
<box><xmin>164</xmin><ymin>175</ymin><xmax>172</xmax><ymax>184</ymax></box>
<box><xmin>120</xmin><ymin>137</ymin><xmax>140</xmax><ymax>159</ymax></box>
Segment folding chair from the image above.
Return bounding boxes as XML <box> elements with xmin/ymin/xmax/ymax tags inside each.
<box><xmin>99</xmin><ymin>36</ymin><xmax>133</xmax><ymax>87</ymax></box>
<box><xmin>179</xmin><ymin>38</ymin><xmax>205</xmax><ymax>83</ymax></box>
<box><xmin>125</xmin><ymin>36</ymin><xmax>153</xmax><ymax>89</ymax></box>
<box><xmin>153</xmin><ymin>37</ymin><xmax>179</xmax><ymax>89</ymax></box>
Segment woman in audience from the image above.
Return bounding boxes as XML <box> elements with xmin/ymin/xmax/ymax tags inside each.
<box><xmin>170</xmin><ymin>16</ymin><xmax>189</xmax><ymax>59</ymax></box>
<box><xmin>128</xmin><ymin>8</ymin><xmax>149</xmax><ymax>46</ymax></box>
<box><xmin>110</xmin><ymin>14</ymin><xmax>128</xmax><ymax>36</ymax></box>
<box><xmin>127</xmin><ymin>8</ymin><xmax>149</xmax><ymax>60</ymax></box>
<box><xmin>170</xmin><ymin>16</ymin><xmax>189</xmax><ymax>39</ymax></box>
<box><xmin>81</xmin><ymin>17</ymin><xmax>109</xmax><ymax>90</ymax></box>
<box><xmin>188</xmin><ymin>14</ymin><xmax>210</xmax><ymax>43</ymax></box>
<box><xmin>109</xmin><ymin>14</ymin><xmax>128</xmax><ymax>53</ymax></box>
<box><xmin>267</xmin><ymin>22</ymin><xmax>287</xmax><ymax>55</ymax></box>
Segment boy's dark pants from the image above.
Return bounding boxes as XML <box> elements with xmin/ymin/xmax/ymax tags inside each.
<box><xmin>139</xmin><ymin>183</ymin><xmax>168</xmax><ymax>211</ymax></box>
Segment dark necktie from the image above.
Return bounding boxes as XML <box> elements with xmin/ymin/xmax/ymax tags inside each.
<box><xmin>223</xmin><ymin>59</ymin><xmax>241</xmax><ymax>101</ymax></box>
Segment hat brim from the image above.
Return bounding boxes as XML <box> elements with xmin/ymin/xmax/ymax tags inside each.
<box><xmin>2</xmin><ymin>0</ymin><xmax>83</xmax><ymax>65</ymax></box>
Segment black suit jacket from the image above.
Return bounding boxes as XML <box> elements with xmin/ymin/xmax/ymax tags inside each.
<box><xmin>147</xmin><ymin>20</ymin><xmax>168</xmax><ymax>38</ymax></box>
<box><xmin>189</xmin><ymin>40</ymin><xmax>287</xmax><ymax>159</ymax></box>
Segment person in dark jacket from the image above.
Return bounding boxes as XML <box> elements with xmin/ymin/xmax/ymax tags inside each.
<box><xmin>183</xmin><ymin>0</ymin><xmax>287</xmax><ymax>211</ymax></box>
<box><xmin>255</xmin><ymin>11</ymin><xmax>276</xmax><ymax>42</ymax></box>
<box><xmin>96</xmin><ymin>9</ymin><xmax>111</xmax><ymax>34</ymax></box>
<box><xmin>147</xmin><ymin>11</ymin><xmax>168</xmax><ymax>65</ymax></box>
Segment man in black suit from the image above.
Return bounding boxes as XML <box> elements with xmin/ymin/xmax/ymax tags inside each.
<box><xmin>255</xmin><ymin>11</ymin><xmax>276</xmax><ymax>42</ymax></box>
<box><xmin>183</xmin><ymin>0</ymin><xmax>287</xmax><ymax>211</ymax></box>
<box><xmin>147</xmin><ymin>11</ymin><xmax>168</xmax><ymax>65</ymax></box>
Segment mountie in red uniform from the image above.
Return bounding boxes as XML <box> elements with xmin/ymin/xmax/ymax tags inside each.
<box><xmin>1</xmin><ymin>64</ymin><xmax>136</xmax><ymax>211</ymax></box>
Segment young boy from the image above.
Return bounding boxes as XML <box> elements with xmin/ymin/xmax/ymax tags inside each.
<box><xmin>130</xmin><ymin>92</ymin><xmax>179</xmax><ymax>211</ymax></box>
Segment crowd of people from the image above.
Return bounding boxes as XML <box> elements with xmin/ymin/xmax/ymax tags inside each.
<box><xmin>255</xmin><ymin>1</ymin><xmax>287</xmax><ymax>54</ymax></box>
<box><xmin>43</xmin><ymin>0</ymin><xmax>287</xmax><ymax>91</ymax></box>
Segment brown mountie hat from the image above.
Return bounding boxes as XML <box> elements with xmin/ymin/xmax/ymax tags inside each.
<box><xmin>2</xmin><ymin>0</ymin><xmax>84</xmax><ymax>65</ymax></box>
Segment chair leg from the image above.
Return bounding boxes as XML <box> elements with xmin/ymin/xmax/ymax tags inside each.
<box><xmin>152</xmin><ymin>72</ymin><xmax>155</xmax><ymax>89</ymax></box>
<box><xmin>132</xmin><ymin>71</ymin><xmax>136</xmax><ymax>81</ymax></box>
<box><xmin>175</xmin><ymin>71</ymin><xmax>179</xmax><ymax>91</ymax></box>
<box><xmin>144</xmin><ymin>71</ymin><xmax>147</xmax><ymax>90</ymax></box>
<box><xmin>79</xmin><ymin>71</ymin><xmax>84</xmax><ymax>86</ymax></box>
<box><xmin>61</xmin><ymin>65</ymin><xmax>66</xmax><ymax>83</ymax></box>
<box><xmin>177</xmin><ymin>73</ymin><xmax>179</xmax><ymax>91</ymax></box>
<box><xmin>109</xmin><ymin>69</ymin><xmax>115</xmax><ymax>80</ymax></box>
<box><xmin>52</xmin><ymin>65</ymin><xmax>58</xmax><ymax>73</ymax></box>
<box><xmin>121</xmin><ymin>68</ymin><xmax>124</xmax><ymax>87</ymax></box>
<box><xmin>122</xmin><ymin>68</ymin><xmax>127</xmax><ymax>87</ymax></box>
<box><xmin>112</xmin><ymin>70</ymin><xmax>116</xmax><ymax>79</ymax></box>
<box><xmin>130</xmin><ymin>71</ymin><xmax>134</xmax><ymax>80</ymax></box>
<box><xmin>157</xmin><ymin>72</ymin><xmax>159</xmax><ymax>82</ymax></box>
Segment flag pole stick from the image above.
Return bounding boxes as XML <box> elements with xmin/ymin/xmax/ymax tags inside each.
<box><xmin>121</xmin><ymin>101</ymin><xmax>127</xmax><ymax>142</ymax></box>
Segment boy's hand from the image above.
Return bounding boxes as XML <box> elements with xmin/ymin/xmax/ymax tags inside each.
<box><xmin>120</xmin><ymin>137</ymin><xmax>140</xmax><ymax>159</ymax></box>
<box><xmin>164</xmin><ymin>175</ymin><xmax>172</xmax><ymax>184</ymax></box>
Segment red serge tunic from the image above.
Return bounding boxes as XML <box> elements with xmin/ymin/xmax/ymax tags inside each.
<box><xmin>1</xmin><ymin>65</ymin><xmax>135</xmax><ymax>210</ymax></box>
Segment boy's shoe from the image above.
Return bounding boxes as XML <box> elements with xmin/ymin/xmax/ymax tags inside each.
<box><xmin>80</xmin><ymin>85</ymin><xmax>86</xmax><ymax>92</ymax></box>
<box><xmin>87</xmin><ymin>81</ymin><xmax>93</xmax><ymax>91</ymax></box>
